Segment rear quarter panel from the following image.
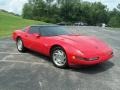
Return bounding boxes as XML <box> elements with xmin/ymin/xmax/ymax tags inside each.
<box><xmin>13</xmin><ymin>30</ymin><xmax>24</xmax><ymax>41</ymax></box>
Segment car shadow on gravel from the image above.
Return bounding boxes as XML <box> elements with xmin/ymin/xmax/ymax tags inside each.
<box><xmin>23</xmin><ymin>50</ymin><xmax>114</xmax><ymax>74</ymax></box>
<box><xmin>70</xmin><ymin>61</ymin><xmax>114</xmax><ymax>74</ymax></box>
<box><xmin>25</xmin><ymin>49</ymin><xmax>51</xmax><ymax>62</ymax></box>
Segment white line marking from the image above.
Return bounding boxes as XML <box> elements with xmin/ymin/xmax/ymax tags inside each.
<box><xmin>2</xmin><ymin>55</ymin><xmax>14</xmax><ymax>60</ymax></box>
<box><xmin>38</xmin><ymin>81</ymin><xmax>43</xmax><ymax>90</ymax></box>
<box><xmin>0</xmin><ymin>52</ymin><xmax>23</xmax><ymax>55</ymax></box>
<box><xmin>0</xmin><ymin>60</ymin><xmax>46</xmax><ymax>65</ymax></box>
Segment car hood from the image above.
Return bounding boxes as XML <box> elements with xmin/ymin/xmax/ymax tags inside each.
<box><xmin>58</xmin><ymin>35</ymin><xmax>112</xmax><ymax>57</ymax></box>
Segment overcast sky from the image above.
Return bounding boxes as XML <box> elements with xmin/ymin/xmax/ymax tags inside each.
<box><xmin>0</xmin><ymin>0</ymin><xmax>119</xmax><ymax>14</ymax></box>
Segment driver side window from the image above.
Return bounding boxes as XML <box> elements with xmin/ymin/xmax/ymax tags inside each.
<box><xmin>28</xmin><ymin>26</ymin><xmax>39</xmax><ymax>34</ymax></box>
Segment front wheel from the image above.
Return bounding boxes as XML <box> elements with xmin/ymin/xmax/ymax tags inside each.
<box><xmin>16</xmin><ymin>38</ymin><xmax>26</xmax><ymax>52</ymax></box>
<box><xmin>51</xmin><ymin>47</ymin><xmax>68</xmax><ymax>68</ymax></box>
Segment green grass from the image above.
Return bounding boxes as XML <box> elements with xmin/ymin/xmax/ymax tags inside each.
<box><xmin>0</xmin><ymin>11</ymin><xmax>47</xmax><ymax>38</ymax></box>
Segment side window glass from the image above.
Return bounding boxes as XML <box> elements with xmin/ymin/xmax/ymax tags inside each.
<box><xmin>28</xmin><ymin>26</ymin><xmax>39</xmax><ymax>34</ymax></box>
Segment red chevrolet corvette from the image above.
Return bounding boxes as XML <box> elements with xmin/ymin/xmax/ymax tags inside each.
<box><xmin>13</xmin><ymin>25</ymin><xmax>113</xmax><ymax>68</ymax></box>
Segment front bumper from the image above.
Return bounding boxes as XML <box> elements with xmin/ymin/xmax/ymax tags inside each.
<box><xmin>69</xmin><ymin>52</ymin><xmax>113</xmax><ymax>66</ymax></box>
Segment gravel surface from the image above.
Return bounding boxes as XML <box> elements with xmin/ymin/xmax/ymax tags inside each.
<box><xmin>0</xmin><ymin>26</ymin><xmax>120</xmax><ymax>90</ymax></box>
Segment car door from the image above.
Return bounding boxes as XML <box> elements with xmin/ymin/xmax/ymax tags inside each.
<box><xmin>23</xmin><ymin>26</ymin><xmax>40</xmax><ymax>50</ymax></box>
<box><xmin>22</xmin><ymin>26</ymin><xmax>32</xmax><ymax>48</ymax></box>
<box><xmin>24</xmin><ymin>26</ymin><xmax>48</xmax><ymax>54</ymax></box>
<box><xmin>31</xmin><ymin>27</ymin><xmax>50</xmax><ymax>55</ymax></box>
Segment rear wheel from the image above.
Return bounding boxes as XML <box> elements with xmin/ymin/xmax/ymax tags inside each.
<box><xmin>51</xmin><ymin>47</ymin><xmax>68</xmax><ymax>68</ymax></box>
<box><xmin>16</xmin><ymin>38</ymin><xmax>26</xmax><ymax>52</ymax></box>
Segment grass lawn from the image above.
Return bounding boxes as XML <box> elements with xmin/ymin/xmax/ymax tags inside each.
<box><xmin>0</xmin><ymin>11</ymin><xmax>47</xmax><ymax>38</ymax></box>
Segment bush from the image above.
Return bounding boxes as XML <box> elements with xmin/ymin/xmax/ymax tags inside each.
<box><xmin>108</xmin><ymin>16</ymin><xmax>120</xmax><ymax>27</ymax></box>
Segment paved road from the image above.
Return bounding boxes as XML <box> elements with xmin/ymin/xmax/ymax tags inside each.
<box><xmin>0</xmin><ymin>26</ymin><xmax>120</xmax><ymax>90</ymax></box>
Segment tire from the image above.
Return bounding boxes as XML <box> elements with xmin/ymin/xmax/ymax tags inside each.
<box><xmin>16</xmin><ymin>38</ymin><xmax>26</xmax><ymax>52</ymax></box>
<box><xmin>51</xmin><ymin>47</ymin><xmax>68</xmax><ymax>68</ymax></box>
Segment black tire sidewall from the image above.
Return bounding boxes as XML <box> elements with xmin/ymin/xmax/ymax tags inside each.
<box><xmin>16</xmin><ymin>38</ymin><xmax>25</xmax><ymax>52</ymax></box>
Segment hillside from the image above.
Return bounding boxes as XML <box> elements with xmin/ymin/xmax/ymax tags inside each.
<box><xmin>0</xmin><ymin>11</ymin><xmax>47</xmax><ymax>38</ymax></box>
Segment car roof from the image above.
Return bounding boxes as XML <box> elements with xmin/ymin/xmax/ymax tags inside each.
<box><xmin>30</xmin><ymin>24</ymin><xmax>60</xmax><ymax>27</ymax></box>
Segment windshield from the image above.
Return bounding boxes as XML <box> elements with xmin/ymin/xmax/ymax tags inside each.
<box><xmin>39</xmin><ymin>26</ymin><xmax>72</xmax><ymax>36</ymax></box>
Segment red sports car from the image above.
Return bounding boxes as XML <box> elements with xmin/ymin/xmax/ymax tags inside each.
<box><xmin>12</xmin><ymin>25</ymin><xmax>113</xmax><ymax>68</ymax></box>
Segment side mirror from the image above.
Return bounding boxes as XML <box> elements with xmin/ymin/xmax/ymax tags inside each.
<box><xmin>33</xmin><ymin>33</ymin><xmax>41</xmax><ymax>38</ymax></box>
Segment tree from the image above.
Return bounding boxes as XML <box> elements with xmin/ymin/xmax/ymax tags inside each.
<box><xmin>108</xmin><ymin>16</ymin><xmax>120</xmax><ymax>27</ymax></box>
<box><xmin>88</xmin><ymin>2</ymin><xmax>108</xmax><ymax>25</ymax></box>
<box><xmin>22</xmin><ymin>3</ymin><xmax>33</xmax><ymax>19</ymax></box>
<box><xmin>22</xmin><ymin>0</ymin><xmax>120</xmax><ymax>27</ymax></box>
<box><xmin>32</xmin><ymin>0</ymin><xmax>46</xmax><ymax>20</ymax></box>
<box><xmin>59</xmin><ymin>0</ymin><xmax>81</xmax><ymax>22</ymax></box>
<box><xmin>117</xmin><ymin>4</ymin><xmax>120</xmax><ymax>10</ymax></box>
<box><xmin>108</xmin><ymin>4</ymin><xmax>120</xmax><ymax>27</ymax></box>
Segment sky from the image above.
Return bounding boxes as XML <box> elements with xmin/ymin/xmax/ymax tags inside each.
<box><xmin>0</xmin><ymin>0</ymin><xmax>28</xmax><ymax>14</ymax></box>
<box><xmin>0</xmin><ymin>0</ymin><xmax>119</xmax><ymax>15</ymax></box>
<box><xmin>84</xmin><ymin>0</ymin><xmax>119</xmax><ymax>10</ymax></box>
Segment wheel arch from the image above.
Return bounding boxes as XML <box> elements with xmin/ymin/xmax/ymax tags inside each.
<box><xmin>49</xmin><ymin>44</ymin><xmax>66</xmax><ymax>55</ymax></box>
<box><xmin>16</xmin><ymin>36</ymin><xmax>21</xmax><ymax>41</ymax></box>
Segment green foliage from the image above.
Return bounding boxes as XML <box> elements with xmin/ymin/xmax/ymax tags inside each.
<box><xmin>22</xmin><ymin>0</ymin><xmax>120</xmax><ymax>27</ymax></box>
<box><xmin>108</xmin><ymin>16</ymin><xmax>120</xmax><ymax>27</ymax></box>
<box><xmin>108</xmin><ymin>8</ymin><xmax>120</xmax><ymax>27</ymax></box>
<box><xmin>90</xmin><ymin>2</ymin><xmax>108</xmax><ymax>25</ymax></box>
<box><xmin>117</xmin><ymin>4</ymin><xmax>120</xmax><ymax>10</ymax></box>
<box><xmin>0</xmin><ymin>11</ymin><xmax>47</xmax><ymax>38</ymax></box>
<box><xmin>22</xmin><ymin>3</ymin><xmax>33</xmax><ymax>19</ymax></box>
